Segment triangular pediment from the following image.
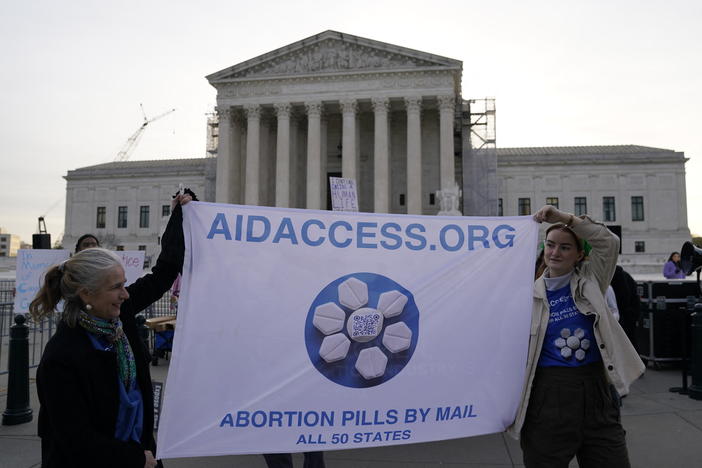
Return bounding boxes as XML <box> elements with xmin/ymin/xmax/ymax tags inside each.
<box><xmin>207</xmin><ymin>30</ymin><xmax>461</xmax><ymax>82</ymax></box>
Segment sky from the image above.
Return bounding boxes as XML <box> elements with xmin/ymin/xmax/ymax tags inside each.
<box><xmin>1</xmin><ymin>0</ymin><xmax>700</xmax><ymax>244</ymax></box>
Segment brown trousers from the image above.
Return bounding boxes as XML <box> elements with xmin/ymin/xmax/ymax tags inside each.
<box><xmin>520</xmin><ymin>362</ymin><xmax>631</xmax><ymax>468</ymax></box>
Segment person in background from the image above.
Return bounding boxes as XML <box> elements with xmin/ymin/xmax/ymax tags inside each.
<box><xmin>29</xmin><ymin>191</ymin><xmax>192</xmax><ymax>468</ymax></box>
<box><xmin>510</xmin><ymin>205</ymin><xmax>644</xmax><ymax>468</ymax></box>
<box><xmin>663</xmin><ymin>252</ymin><xmax>686</xmax><ymax>279</ymax></box>
<box><xmin>75</xmin><ymin>233</ymin><xmax>100</xmax><ymax>252</ymax></box>
<box><xmin>611</xmin><ymin>265</ymin><xmax>641</xmax><ymax>352</ymax></box>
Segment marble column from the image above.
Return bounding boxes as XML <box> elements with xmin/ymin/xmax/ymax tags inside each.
<box><xmin>438</xmin><ymin>95</ymin><xmax>456</xmax><ymax>190</ymax></box>
<box><xmin>372</xmin><ymin>97</ymin><xmax>390</xmax><ymax>213</ymax></box>
<box><xmin>244</xmin><ymin>104</ymin><xmax>261</xmax><ymax>205</ymax></box>
<box><xmin>289</xmin><ymin>113</ymin><xmax>300</xmax><ymax>208</ymax></box>
<box><xmin>305</xmin><ymin>101</ymin><xmax>323</xmax><ymax>210</ymax></box>
<box><xmin>259</xmin><ymin>115</ymin><xmax>272</xmax><ymax>206</ymax></box>
<box><xmin>405</xmin><ymin>96</ymin><xmax>423</xmax><ymax>214</ymax></box>
<box><xmin>230</xmin><ymin>111</ymin><xmax>244</xmax><ymax>204</ymax></box>
<box><xmin>341</xmin><ymin>99</ymin><xmax>358</xmax><ymax>184</ymax></box>
<box><xmin>321</xmin><ymin>115</ymin><xmax>328</xmax><ymax>208</ymax></box>
<box><xmin>215</xmin><ymin>107</ymin><xmax>232</xmax><ymax>203</ymax></box>
<box><xmin>274</xmin><ymin>103</ymin><xmax>291</xmax><ymax>207</ymax></box>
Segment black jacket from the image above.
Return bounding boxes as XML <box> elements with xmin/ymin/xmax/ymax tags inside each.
<box><xmin>36</xmin><ymin>204</ymin><xmax>184</xmax><ymax>468</ymax></box>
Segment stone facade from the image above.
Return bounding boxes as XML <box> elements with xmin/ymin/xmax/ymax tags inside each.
<box><xmin>62</xmin><ymin>158</ymin><xmax>216</xmax><ymax>261</ymax></box>
<box><xmin>496</xmin><ymin>145</ymin><xmax>691</xmax><ymax>273</ymax></box>
<box><xmin>60</xmin><ymin>32</ymin><xmax>691</xmax><ymax>275</ymax></box>
<box><xmin>208</xmin><ymin>30</ymin><xmax>463</xmax><ymax>215</ymax></box>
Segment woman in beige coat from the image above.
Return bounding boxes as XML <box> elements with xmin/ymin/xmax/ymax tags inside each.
<box><xmin>509</xmin><ymin>205</ymin><xmax>645</xmax><ymax>468</ymax></box>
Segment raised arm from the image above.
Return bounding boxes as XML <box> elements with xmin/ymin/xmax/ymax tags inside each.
<box><xmin>124</xmin><ymin>193</ymin><xmax>192</xmax><ymax>314</ymax></box>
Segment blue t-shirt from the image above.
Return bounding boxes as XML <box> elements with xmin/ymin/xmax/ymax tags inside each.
<box><xmin>537</xmin><ymin>283</ymin><xmax>602</xmax><ymax>367</ymax></box>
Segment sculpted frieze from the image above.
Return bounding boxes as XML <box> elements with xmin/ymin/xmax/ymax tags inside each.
<box><xmin>218</xmin><ymin>71</ymin><xmax>455</xmax><ymax>100</ymax></box>
<box><xmin>227</xmin><ymin>39</ymin><xmax>442</xmax><ymax>78</ymax></box>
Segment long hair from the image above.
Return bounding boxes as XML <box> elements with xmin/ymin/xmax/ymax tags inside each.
<box><xmin>29</xmin><ymin>248</ymin><xmax>122</xmax><ymax>327</ymax></box>
<box><xmin>667</xmin><ymin>251</ymin><xmax>681</xmax><ymax>267</ymax></box>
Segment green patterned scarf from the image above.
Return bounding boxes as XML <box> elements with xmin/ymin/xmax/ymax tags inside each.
<box><xmin>78</xmin><ymin>311</ymin><xmax>137</xmax><ymax>389</ymax></box>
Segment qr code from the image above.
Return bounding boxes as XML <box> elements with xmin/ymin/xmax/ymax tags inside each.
<box><xmin>352</xmin><ymin>313</ymin><xmax>381</xmax><ymax>338</ymax></box>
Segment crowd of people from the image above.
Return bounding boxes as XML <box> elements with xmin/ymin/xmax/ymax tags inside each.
<box><xmin>29</xmin><ymin>196</ymin><xmax>657</xmax><ymax>467</ymax></box>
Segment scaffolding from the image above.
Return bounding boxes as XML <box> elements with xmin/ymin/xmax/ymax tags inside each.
<box><xmin>461</xmin><ymin>98</ymin><xmax>497</xmax><ymax>215</ymax></box>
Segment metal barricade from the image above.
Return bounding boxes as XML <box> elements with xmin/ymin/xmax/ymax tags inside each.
<box><xmin>0</xmin><ymin>288</ymin><xmax>174</xmax><ymax>374</ymax></box>
<box><xmin>0</xmin><ymin>302</ymin><xmax>57</xmax><ymax>376</ymax></box>
<box><xmin>0</xmin><ymin>280</ymin><xmax>15</xmax><ymax>304</ymax></box>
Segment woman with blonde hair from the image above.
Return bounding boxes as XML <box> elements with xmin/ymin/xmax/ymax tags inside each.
<box><xmin>509</xmin><ymin>205</ymin><xmax>644</xmax><ymax>468</ymax></box>
<box><xmin>30</xmin><ymin>192</ymin><xmax>191</xmax><ymax>468</ymax></box>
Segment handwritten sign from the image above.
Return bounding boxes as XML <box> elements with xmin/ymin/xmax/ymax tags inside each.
<box><xmin>13</xmin><ymin>249</ymin><xmax>145</xmax><ymax>315</ymax></box>
<box><xmin>329</xmin><ymin>177</ymin><xmax>359</xmax><ymax>212</ymax></box>
<box><xmin>14</xmin><ymin>250</ymin><xmax>70</xmax><ymax>315</ymax></box>
<box><xmin>116</xmin><ymin>250</ymin><xmax>145</xmax><ymax>286</ymax></box>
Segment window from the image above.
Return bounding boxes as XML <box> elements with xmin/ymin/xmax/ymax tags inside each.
<box><xmin>96</xmin><ymin>206</ymin><xmax>106</xmax><ymax>229</ymax></box>
<box><xmin>498</xmin><ymin>198</ymin><xmax>503</xmax><ymax>216</ymax></box>
<box><xmin>162</xmin><ymin>205</ymin><xmax>170</xmax><ymax>217</ymax></box>
<box><xmin>116</xmin><ymin>245</ymin><xmax>124</xmax><ymax>251</ymax></box>
<box><xmin>138</xmin><ymin>245</ymin><xmax>146</xmax><ymax>251</ymax></box>
<box><xmin>518</xmin><ymin>198</ymin><xmax>531</xmax><ymax>215</ymax></box>
<box><xmin>117</xmin><ymin>206</ymin><xmax>128</xmax><ymax>228</ymax></box>
<box><xmin>574</xmin><ymin>197</ymin><xmax>587</xmax><ymax>216</ymax></box>
<box><xmin>429</xmin><ymin>193</ymin><xmax>436</xmax><ymax>205</ymax></box>
<box><xmin>631</xmin><ymin>196</ymin><xmax>644</xmax><ymax>221</ymax></box>
<box><xmin>399</xmin><ymin>194</ymin><xmax>405</xmax><ymax>206</ymax></box>
<box><xmin>602</xmin><ymin>197</ymin><xmax>616</xmax><ymax>222</ymax></box>
<box><xmin>635</xmin><ymin>241</ymin><xmax>645</xmax><ymax>253</ymax></box>
<box><xmin>545</xmin><ymin>197</ymin><xmax>559</xmax><ymax>209</ymax></box>
<box><xmin>139</xmin><ymin>206</ymin><xmax>150</xmax><ymax>228</ymax></box>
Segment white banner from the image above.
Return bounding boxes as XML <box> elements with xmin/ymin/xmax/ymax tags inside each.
<box><xmin>157</xmin><ymin>202</ymin><xmax>538</xmax><ymax>458</ymax></box>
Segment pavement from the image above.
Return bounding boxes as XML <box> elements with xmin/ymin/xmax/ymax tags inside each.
<box><xmin>2</xmin><ymin>362</ymin><xmax>702</xmax><ymax>468</ymax></box>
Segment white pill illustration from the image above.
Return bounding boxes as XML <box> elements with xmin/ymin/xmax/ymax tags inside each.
<box><xmin>313</xmin><ymin>302</ymin><xmax>346</xmax><ymax>335</ymax></box>
<box><xmin>560</xmin><ymin>328</ymin><xmax>571</xmax><ymax>338</ymax></box>
<box><xmin>575</xmin><ymin>349</ymin><xmax>586</xmax><ymax>361</ymax></box>
<box><xmin>355</xmin><ymin>346</ymin><xmax>388</xmax><ymax>379</ymax></box>
<box><xmin>338</xmin><ymin>277</ymin><xmax>368</xmax><ymax>310</ymax></box>
<box><xmin>574</xmin><ymin>328</ymin><xmax>585</xmax><ymax>339</ymax></box>
<box><xmin>581</xmin><ymin>338</ymin><xmax>591</xmax><ymax>350</ymax></box>
<box><xmin>382</xmin><ymin>322</ymin><xmax>412</xmax><ymax>353</ymax></box>
<box><xmin>554</xmin><ymin>337</ymin><xmax>566</xmax><ymax>349</ymax></box>
<box><xmin>319</xmin><ymin>333</ymin><xmax>351</xmax><ymax>363</ymax></box>
<box><xmin>561</xmin><ymin>347</ymin><xmax>573</xmax><ymax>358</ymax></box>
<box><xmin>567</xmin><ymin>336</ymin><xmax>581</xmax><ymax>349</ymax></box>
<box><xmin>377</xmin><ymin>290</ymin><xmax>408</xmax><ymax>318</ymax></box>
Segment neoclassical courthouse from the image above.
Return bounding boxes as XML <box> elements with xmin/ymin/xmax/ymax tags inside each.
<box><xmin>63</xmin><ymin>31</ymin><xmax>691</xmax><ymax>273</ymax></box>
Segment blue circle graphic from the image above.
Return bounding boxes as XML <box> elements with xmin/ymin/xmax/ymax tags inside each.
<box><xmin>304</xmin><ymin>272</ymin><xmax>419</xmax><ymax>388</ymax></box>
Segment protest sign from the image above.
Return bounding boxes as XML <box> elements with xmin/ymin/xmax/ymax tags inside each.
<box><xmin>329</xmin><ymin>177</ymin><xmax>358</xmax><ymax>212</ymax></box>
<box><xmin>14</xmin><ymin>250</ymin><xmax>70</xmax><ymax>314</ymax></box>
<box><xmin>13</xmin><ymin>249</ymin><xmax>144</xmax><ymax>315</ymax></box>
<box><xmin>157</xmin><ymin>202</ymin><xmax>538</xmax><ymax>458</ymax></box>
<box><xmin>115</xmin><ymin>250</ymin><xmax>145</xmax><ymax>286</ymax></box>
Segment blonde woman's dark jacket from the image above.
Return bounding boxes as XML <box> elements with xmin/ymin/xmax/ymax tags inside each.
<box><xmin>36</xmin><ymin>205</ymin><xmax>184</xmax><ymax>467</ymax></box>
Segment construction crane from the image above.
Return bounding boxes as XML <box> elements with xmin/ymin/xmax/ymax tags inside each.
<box><xmin>114</xmin><ymin>104</ymin><xmax>176</xmax><ymax>162</ymax></box>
